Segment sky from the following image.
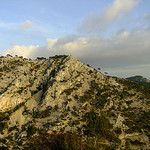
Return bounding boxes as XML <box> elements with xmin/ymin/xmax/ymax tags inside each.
<box><xmin>0</xmin><ymin>0</ymin><xmax>150</xmax><ymax>79</ymax></box>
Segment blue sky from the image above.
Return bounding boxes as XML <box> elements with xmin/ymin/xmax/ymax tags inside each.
<box><xmin>1</xmin><ymin>0</ymin><xmax>150</xmax><ymax>78</ymax></box>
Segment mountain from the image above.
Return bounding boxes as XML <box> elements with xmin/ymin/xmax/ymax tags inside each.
<box><xmin>0</xmin><ymin>55</ymin><xmax>150</xmax><ymax>150</ymax></box>
<box><xmin>126</xmin><ymin>75</ymin><xmax>150</xmax><ymax>86</ymax></box>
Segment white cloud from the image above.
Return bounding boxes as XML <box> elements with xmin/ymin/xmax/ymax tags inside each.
<box><xmin>3</xmin><ymin>29</ymin><xmax>150</xmax><ymax>65</ymax></box>
<box><xmin>104</xmin><ymin>0</ymin><xmax>138</xmax><ymax>21</ymax></box>
<box><xmin>78</xmin><ymin>0</ymin><xmax>139</xmax><ymax>34</ymax></box>
<box><xmin>3</xmin><ymin>45</ymin><xmax>40</xmax><ymax>58</ymax></box>
<box><xmin>47</xmin><ymin>39</ymin><xmax>58</xmax><ymax>49</ymax></box>
<box><xmin>19</xmin><ymin>20</ymin><xmax>33</xmax><ymax>30</ymax></box>
<box><xmin>2</xmin><ymin>27</ymin><xmax>150</xmax><ymax>78</ymax></box>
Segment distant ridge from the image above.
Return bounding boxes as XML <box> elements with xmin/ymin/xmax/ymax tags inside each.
<box><xmin>126</xmin><ymin>75</ymin><xmax>150</xmax><ymax>86</ymax></box>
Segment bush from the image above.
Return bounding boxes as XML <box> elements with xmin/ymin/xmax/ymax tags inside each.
<box><xmin>125</xmin><ymin>139</ymin><xmax>131</xmax><ymax>150</ymax></box>
<box><xmin>63</xmin><ymin>87</ymin><xmax>77</xmax><ymax>95</ymax></box>
<box><xmin>84</xmin><ymin>109</ymin><xmax>121</xmax><ymax>146</ymax></box>
<box><xmin>123</xmin><ymin>111</ymin><xmax>150</xmax><ymax>133</ymax></box>
<box><xmin>13</xmin><ymin>102</ymin><xmax>25</xmax><ymax>112</ymax></box>
<box><xmin>0</xmin><ymin>112</ymin><xmax>9</xmax><ymax>122</ymax></box>
<box><xmin>40</xmin><ymin>107</ymin><xmax>51</xmax><ymax>118</ymax></box>
<box><xmin>130</xmin><ymin>140</ymin><xmax>146</xmax><ymax>146</ymax></box>
<box><xmin>80</xmin><ymin>92</ymin><xmax>92</xmax><ymax>103</ymax></box>
<box><xmin>26</xmin><ymin>124</ymin><xmax>37</xmax><ymax>138</ymax></box>
<box><xmin>71</xmin><ymin>111</ymin><xmax>79</xmax><ymax>117</ymax></box>
<box><xmin>84</xmin><ymin>109</ymin><xmax>112</xmax><ymax>136</ymax></box>
<box><xmin>23</xmin><ymin>131</ymin><xmax>84</xmax><ymax>150</ymax></box>
<box><xmin>53</xmin><ymin>105</ymin><xmax>59</xmax><ymax>112</ymax></box>
<box><xmin>114</xmin><ymin>127</ymin><xmax>122</xmax><ymax>134</ymax></box>
<box><xmin>0</xmin><ymin>122</ymin><xmax>7</xmax><ymax>132</ymax></box>
<box><xmin>0</xmin><ymin>146</ymin><xmax>7</xmax><ymax>150</ymax></box>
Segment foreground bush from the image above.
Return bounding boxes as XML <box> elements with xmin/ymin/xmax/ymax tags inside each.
<box><xmin>23</xmin><ymin>131</ymin><xmax>84</xmax><ymax>150</ymax></box>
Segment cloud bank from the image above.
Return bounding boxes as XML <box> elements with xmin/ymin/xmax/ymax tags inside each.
<box><xmin>19</xmin><ymin>20</ymin><xmax>33</xmax><ymax>30</ymax></box>
<box><xmin>3</xmin><ymin>29</ymin><xmax>150</xmax><ymax>78</ymax></box>
<box><xmin>3</xmin><ymin>28</ymin><xmax>150</xmax><ymax>66</ymax></box>
<box><xmin>78</xmin><ymin>0</ymin><xmax>139</xmax><ymax>34</ymax></box>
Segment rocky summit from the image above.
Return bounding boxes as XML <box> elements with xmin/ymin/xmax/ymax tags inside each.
<box><xmin>0</xmin><ymin>55</ymin><xmax>150</xmax><ymax>150</ymax></box>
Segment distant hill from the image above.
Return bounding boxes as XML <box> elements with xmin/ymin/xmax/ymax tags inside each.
<box><xmin>126</xmin><ymin>75</ymin><xmax>150</xmax><ymax>86</ymax></box>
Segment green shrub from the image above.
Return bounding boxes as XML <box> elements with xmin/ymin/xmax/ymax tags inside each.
<box><xmin>75</xmin><ymin>83</ymin><xmax>82</xmax><ymax>88</ymax></box>
<box><xmin>114</xmin><ymin>127</ymin><xmax>122</xmax><ymax>134</ymax></box>
<box><xmin>23</xmin><ymin>131</ymin><xmax>84</xmax><ymax>150</ymax></box>
<box><xmin>0</xmin><ymin>146</ymin><xmax>7</xmax><ymax>150</ymax></box>
<box><xmin>0</xmin><ymin>112</ymin><xmax>9</xmax><ymax>122</ymax></box>
<box><xmin>17</xmin><ymin>87</ymin><xmax>24</xmax><ymax>94</ymax></box>
<box><xmin>0</xmin><ymin>122</ymin><xmax>7</xmax><ymax>132</ymax></box>
<box><xmin>84</xmin><ymin>109</ymin><xmax>121</xmax><ymax>145</ymax></box>
<box><xmin>123</xmin><ymin>111</ymin><xmax>150</xmax><ymax>133</ymax></box>
<box><xmin>125</xmin><ymin>139</ymin><xmax>131</xmax><ymax>150</ymax></box>
<box><xmin>13</xmin><ymin>102</ymin><xmax>25</xmax><ymax>112</ymax></box>
<box><xmin>71</xmin><ymin>111</ymin><xmax>79</xmax><ymax>117</ymax></box>
<box><xmin>80</xmin><ymin>92</ymin><xmax>92</xmax><ymax>103</ymax></box>
<box><xmin>41</xmin><ymin>107</ymin><xmax>51</xmax><ymax>118</ymax></box>
<box><xmin>53</xmin><ymin>105</ymin><xmax>59</xmax><ymax>111</ymax></box>
<box><xmin>26</xmin><ymin>124</ymin><xmax>37</xmax><ymax>138</ymax></box>
<box><xmin>63</xmin><ymin>87</ymin><xmax>77</xmax><ymax>95</ymax></box>
<box><xmin>85</xmin><ymin>109</ymin><xmax>112</xmax><ymax>134</ymax></box>
<box><xmin>130</xmin><ymin>140</ymin><xmax>146</xmax><ymax>146</ymax></box>
<box><xmin>8</xmin><ymin>125</ymin><xmax>18</xmax><ymax>132</ymax></box>
<box><xmin>50</xmin><ymin>69</ymin><xmax>56</xmax><ymax>77</ymax></box>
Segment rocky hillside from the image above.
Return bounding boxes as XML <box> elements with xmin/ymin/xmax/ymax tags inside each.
<box><xmin>0</xmin><ymin>55</ymin><xmax>150</xmax><ymax>150</ymax></box>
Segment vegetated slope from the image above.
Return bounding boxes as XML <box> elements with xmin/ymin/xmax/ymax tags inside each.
<box><xmin>0</xmin><ymin>55</ymin><xmax>149</xmax><ymax>150</ymax></box>
<box><xmin>126</xmin><ymin>75</ymin><xmax>150</xmax><ymax>86</ymax></box>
